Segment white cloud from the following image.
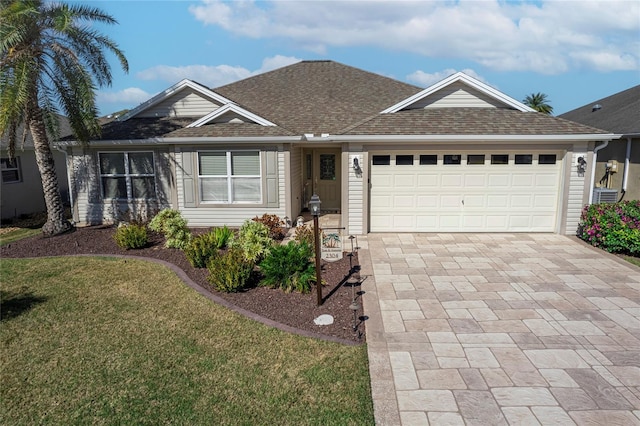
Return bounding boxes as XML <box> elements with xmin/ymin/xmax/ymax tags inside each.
<box><xmin>136</xmin><ymin>55</ymin><xmax>301</xmax><ymax>86</ymax></box>
<box><xmin>97</xmin><ymin>87</ymin><xmax>151</xmax><ymax>105</ymax></box>
<box><xmin>188</xmin><ymin>0</ymin><xmax>639</xmax><ymax>74</ymax></box>
<box><xmin>407</xmin><ymin>68</ymin><xmax>487</xmax><ymax>87</ymax></box>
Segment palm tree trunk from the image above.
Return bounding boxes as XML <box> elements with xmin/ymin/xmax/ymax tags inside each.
<box><xmin>28</xmin><ymin>105</ymin><xmax>73</xmax><ymax>236</ymax></box>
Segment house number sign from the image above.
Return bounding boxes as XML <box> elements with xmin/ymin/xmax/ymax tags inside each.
<box><xmin>321</xmin><ymin>231</ymin><xmax>343</xmax><ymax>262</ymax></box>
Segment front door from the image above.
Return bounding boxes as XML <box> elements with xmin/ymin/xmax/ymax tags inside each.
<box><xmin>307</xmin><ymin>149</ymin><xmax>341</xmax><ymax>212</ymax></box>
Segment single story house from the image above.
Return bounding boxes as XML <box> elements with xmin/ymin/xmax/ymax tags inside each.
<box><xmin>1</xmin><ymin>115</ymin><xmax>71</xmax><ymax>220</ymax></box>
<box><xmin>560</xmin><ymin>85</ymin><xmax>639</xmax><ymax>203</ymax></box>
<box><xmin>57</xmin><ymin>60</ymin><xmax>617</xmax><ymax>235</ymax></box>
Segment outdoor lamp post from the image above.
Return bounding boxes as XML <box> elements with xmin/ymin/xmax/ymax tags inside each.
<box><xmin>309</xmin><ymin>194</ymin><xmax>322</xmax><ymax>306</ymax></box>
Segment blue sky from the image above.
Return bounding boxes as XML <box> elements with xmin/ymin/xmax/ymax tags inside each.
<box><xmin>88</xmin><ymin>0</ymin><xmax>640</xmax><ymax>116</ymax></box>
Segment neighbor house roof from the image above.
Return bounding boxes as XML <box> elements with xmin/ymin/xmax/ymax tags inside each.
<box><xmin>559</xmin><ymin>85</ymin><xmax>640</xmax><ymax>135</ymax></box>
<box><xmin>1</xmin><ymin>114</ymin><xmax>72</xmax><ymax>150</ymax></box>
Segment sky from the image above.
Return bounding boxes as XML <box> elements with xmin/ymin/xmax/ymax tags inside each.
<box><xmin>87</xmin><ymin>0</ymin><xmax>640</xmax><ymax>116</ymax></box>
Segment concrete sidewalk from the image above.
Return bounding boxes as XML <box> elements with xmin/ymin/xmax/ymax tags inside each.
<box><xmin>359</xmin><ymin>233</ymin><xmax>640</xmax><ymax>425</ymax></box>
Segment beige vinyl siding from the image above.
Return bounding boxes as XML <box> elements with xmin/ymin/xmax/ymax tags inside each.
<box><xmin>176</xmin><ymin>148</ymin><xmax>287</xmax><ymax>227</ymax></box>
<box><xmin>347</xmin><ymin>152</ymin><xmax>364</xmax><ymax>235</ymax></box>
<box><xmin>289</xmin><ymin>146</ymin><xmax>303</xmax><ymax>219</ymax></box>
<box><xmin>138</xmin><ymin>88</ymin><xmax>222</xmax><ymax>118</ymax></box>
<box><xmin>409</xmin><ymin>82</ymin><xmax>505</xmax><ymax>109</ymax></box>
<box><xmin>564</xmin><ymin>149</ymin><xmax>589</xmax><ymax>235</ymax></box>
<box><xmin>70</xmin><ymin>147</ymin><xmax>172</xmax><ymax>226</ymax></box>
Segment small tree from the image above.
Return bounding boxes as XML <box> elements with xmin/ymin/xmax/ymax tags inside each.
<box><xmin>523</xmin><ymin>92</ymin><xmax>553</xmax><ymax>115</ymax></box>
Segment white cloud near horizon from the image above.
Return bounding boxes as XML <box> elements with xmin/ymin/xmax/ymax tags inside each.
<box><xmin>407</xmin><ymin>68</ymin><xmax>488</xmax><ymax>87</ymax></box>
<box><xmin>188</xmin><ymin>0</ymin><xmax>639</xmax><ymax>74</ymax></box>
<box><xmin>97</xmin><ymin>87</ymin><xmax>151</xmax><ymax>105</ymax></box>
<box><xmin>135</xmin><ymin>55</ymin><xmax>301</xmax><ymax>86</ymax></box>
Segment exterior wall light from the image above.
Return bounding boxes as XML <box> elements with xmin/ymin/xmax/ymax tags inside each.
<box><xmin>577</xmin><ymin>156</ymin><xmax>587</xmax><ymax>176</ymax></box>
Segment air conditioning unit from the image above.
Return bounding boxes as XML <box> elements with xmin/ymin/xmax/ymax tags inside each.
<box><xmin>593</xmin><ymin>188</ymin><xmax>618</xmax><ymax>203</ymax></box>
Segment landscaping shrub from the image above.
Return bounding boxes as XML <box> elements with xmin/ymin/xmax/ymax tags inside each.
<box><xmin>149</xmin><ymin>209</ymin><xmax>192</xmax><ymax>249</ymax></box>
<box><xmin>578</xmin><ymin>200</ymin><xmax>640</xmax><ymax>255</ymax></box>
<box><xmin>259</xmin><ymin>241</ymin><xmax>315</xmax><ymax>293</ymax></box>
<box><xmin>230</xmin><ymin>220</ymin><xmax>273</xmax><ymax>263</ymax></box>
<box><xmin>206</xmin><ymin>248</ymin><xmax>253</xmax><ymax>292</ymax></box>
<box><xmin>294</xmin><ymin>224</ymin><xmax>316</xmax><ymax>255</ymax></box>
<box><xmin>113</xmin><ymin>223</ymin><xmax>148</xmax><ymax>250</ymax></box>
<box><xmin>211</xmin><ymin>225</ymin><xmax>233</xmax><ymax>249</ymax></box>
<box><xmin>253</xmin><ymin>213</ymin><xmax>286</xmax><ymax>240</ymax></box>
<box><xmin>184</xmin><ymin>232</ymin><xmax>219</xmax><ymax>268</ymax></box>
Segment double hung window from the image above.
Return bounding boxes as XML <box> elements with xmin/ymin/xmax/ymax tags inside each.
<box><xmin>1</xmin><ymin>157</ymin><xmax>21</xmax><ymax>183</ymax></box>
<box><xmin>99</xmin><ymin>152</ymin><xmax>156</xmax><ymax>199</ymax></box>
<box><xmin>199</xmin><ymin>151</ymin><xmax>261</xmax><ymax>203</ymax></box>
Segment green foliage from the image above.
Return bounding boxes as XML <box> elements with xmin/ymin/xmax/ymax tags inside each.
<box><xmin>294</xmin><ymin>224</ymin><xmax>316</xmax><ymax>255</ymax></box>
<box><xmin>149</xmin><ymin>209</ymin><xmax>192</xmax><ymax>249</ymax></box>
<box><xmin>206</xmin><ymin>249</ymin><xmax>254</xmax><ymax>293</ymax></box>
<box><xmin>253</xmin><ymin>213</ymin><xmax>286</xmax><ymax>240</ymax></box>
<box><xmin>578</xmin><ymin>201</ymin><xmax>640</xmax><ymax>255</ymax></box>
<box><xmin>183</xmin><ymin>232</ymin><xmax>218</xmax><ymax>268</ymax></box>
<box><xmin>212</xmin><ymin>225</ymin><xmax>233</xmax><ymax>249</ymax></box>
<box><xmin>113</xmin><ymin>223</ymin><xmax>148</xmax><ymax>250</ymax></box>
<box><xmin>259</xmin><ymin>241</ymin><xmax>315</xmax><ymax>293</ymax></box>
<box><xmin>230</xmin><ymin>220</ymin><xmax>273</xmax><ymax>263</ymax></box>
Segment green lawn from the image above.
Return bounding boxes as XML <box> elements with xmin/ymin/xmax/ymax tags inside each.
<box><xmin>0</xmin><ymin>227</ymin><xmax>40</xmax><ymax>246</ymax></box>
<box><xmin>1</xmin><ymin>257</ymin><xmax>374</xmax><ymax>425</ymax></box>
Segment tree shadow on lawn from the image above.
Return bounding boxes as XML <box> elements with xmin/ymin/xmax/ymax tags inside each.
<box><xmin>1</xmin><ymin>289</ymin><xmax>47</xmax><ymax>321</ymax></box>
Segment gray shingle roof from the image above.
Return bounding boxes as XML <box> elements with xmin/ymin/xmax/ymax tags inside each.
<box><xmin>214</xmin><ymin>60</ymin><xmax>423</xmax><ymax>135</ymax></box>
<box><xmin>165</xmin><ymin>123</ymin><xmax>295</xmax><ymax>138</ymax></box>
<box><xmin>98</xmin><ymin>117</ymin><xmax>195</xmax><ymax>140</ymax></box>
<box><xmin>559</xmin><ymin>85</ymin><xmax>640</xmax><ymax>134</ymax></box>
<box><xmin>345</xmin><ymin>108</ymin><xmax>611</xmax><ymax>135</ymax></box>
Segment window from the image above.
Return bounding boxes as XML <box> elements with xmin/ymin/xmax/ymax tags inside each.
<box><xmin>1</xmin><ymin>157</ymin><xmax>21</xmax><ymax>183</ymax></box>
<box><xmin>467</xmin><ymin>155</ymin><xmax>485</xmax><ymax>165</ymax></box>
<box><xmin>444</xmin><ymin>154</ymin><xmax>461</xmax><ymax>165</ymax></box>
<box><xmin>539</xmin><ymin>154</ymin><xmax>557</xmax><ymax>164</ymax></box>
<box><xmin>372</xmin><ymin>155</ymin><xmax>390</xmax><ymax>165</ymax></box>
<box><xmin>515</xmin><ymin>154</ymin><xmax>533</xmax><ymax>165</ymax></box>
<box><xmin>99</xmin><ymin>152</ymin><xmax>155</xmax><ymax>199</ymax></box>
<box><xmin>199</xmin><ymin>151</ymin><xmax>261</xmax><ymax>203</ymax></box>
<box><xmin>491</xmin><ymin>154</ymin><xmax>509</xmax><ymax>165</ymax></box>
<box><xmin>419</xmin><ymin>155</ymin><xmax>437</xmax><ymax>165</ymax></box>
<box><xmin>396</xmin><ymin>155</ymin><xmax>413</xmax><ymax>165</ymax></box>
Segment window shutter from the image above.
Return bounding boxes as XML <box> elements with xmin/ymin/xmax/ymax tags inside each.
<box><xmin>265</xmin><ymin>151</ymin><xmax>278</xmax><ymax>207</ymax></box>
<box><xmin>181</xmin><ymin>151</ymin><xmax>196</xmax><ymax>207</ymax></box>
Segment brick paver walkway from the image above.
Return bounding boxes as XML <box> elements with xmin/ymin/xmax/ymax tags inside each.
<box><xmin>359</xmin><ymin>234</ymin><xmax>640</xmax><ymax>425</ymax></box>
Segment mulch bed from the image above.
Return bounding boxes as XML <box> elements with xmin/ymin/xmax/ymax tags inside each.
<box><xmin>1</xmin><ymin>226</ymin><xmax>366</xmax><ymax>344</ymax></box>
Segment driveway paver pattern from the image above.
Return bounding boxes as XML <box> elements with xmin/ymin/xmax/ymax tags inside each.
<box><xmin>359</xmin><ymin>233</ymin><xmax>640</xmax><ymax>425</ymax></box>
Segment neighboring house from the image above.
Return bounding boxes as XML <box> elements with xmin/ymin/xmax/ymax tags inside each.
<box><xmin>57</xmin><ymin>60</ymin><xmax>615</xmax><ymax>235</ymax></box>
<box><xmin>560</xmin><ymin>85</ymin><xmax>639</xmax><ymax>202</ymax></box>
<box><xmin>1</xmin><ymin>116</ymin><xmax>71</xmax><ymax>220</ymax></box>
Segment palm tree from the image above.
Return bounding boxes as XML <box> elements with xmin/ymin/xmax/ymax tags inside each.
<box><xmin>0</xmin><ymin>0</ymin><xmax>128</xmax><ymax>235</ymax></box>
<box><xmin>523</xmin><ymin>92</ymin><xmax>554</xmax><ymax>115</ymax></box>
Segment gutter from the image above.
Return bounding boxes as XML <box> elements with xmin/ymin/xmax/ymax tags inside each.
<box><xmin>619</xmin><ymin>137</ymin><xmax>632</xmax><ymax>201</ymax></box>
<box><xmin>305</xmin><ymin>133</ymin><xmax>619</xmax><ymax>143</ymax></box>
<box><xmin>588</xmin><ymin>141</ymin><xmax>610</xmax><ymax>204</ymax></box>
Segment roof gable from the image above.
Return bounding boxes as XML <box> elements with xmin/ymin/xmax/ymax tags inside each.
<box><xmin>118</xmin><ymin>79</ymin><xmax>233</xmax><ymax>121</ymax></box>
<box><xmin>187</xmin><ymin>104</ymin><xmax>276</xmax><ymax>127</ymax></box>
<box><xmin>382</xmin><ymin>72</ymin><xmax>534</xmax><ymax>113</ymax></box>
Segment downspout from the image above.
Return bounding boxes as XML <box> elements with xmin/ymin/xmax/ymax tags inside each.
<box><xmin>54</xmin><ymin>145</ymin><xmax>75</xmax><ymax>225</ymax></box>
<box><xmin>588</xmin><ymin>141</ymin><xmax>609</xmax><ymax>205</ymax></box>
<box><xmin>618</xmin><ymin>137</ymin><xmax>632</xmax><ymax>202</ymax></box>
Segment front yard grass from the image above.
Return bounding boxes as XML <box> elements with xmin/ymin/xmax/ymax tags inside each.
<box><xmin>0</xmin><ymin>257</ymin><xmax>374</xmax><ymax>425</ymax></box>
<box><xmin>0</xmin><ymin>227</ymin><xmax>40</xmax><ymax>246</ymax></box>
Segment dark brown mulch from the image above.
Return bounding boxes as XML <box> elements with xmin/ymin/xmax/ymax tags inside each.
<box><xmin>1</xmin><ymin>226</ymin><xmax>366</xmax><ymax>344</ymax></box>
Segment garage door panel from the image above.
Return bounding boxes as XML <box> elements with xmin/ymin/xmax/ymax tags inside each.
<box><xmin>370</xmin><ymin>151</ymin><xmax>561</xmax><ymax>232</ymax></box>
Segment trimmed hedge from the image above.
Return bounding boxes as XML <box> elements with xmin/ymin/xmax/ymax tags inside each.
<box><xmin>577</xmin><ymin>200</ymin><xmax>640</xmax><ymax>255</ymax></box>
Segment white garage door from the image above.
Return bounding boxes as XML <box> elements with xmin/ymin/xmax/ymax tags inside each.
<box><xmin>369</xmin><ymin>152</ymin><xmax>562</xmax><ymax>232</ymax></box>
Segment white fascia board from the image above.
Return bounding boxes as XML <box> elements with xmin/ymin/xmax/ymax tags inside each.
<box><xmin>56</xmin><ymin>136</ymin><xmax>302</xmax><ymax>147</ymax></box>
<box><xmin>324</xmin><ymin>133</ymin><xmax>619</xmax><ymax>143</ymax></box>
<box><xmin>381</xmin><ymin>72</ymin><xmax>535</xmax><ymax>114</ymax></box>
<box><xmin>117</xmin><ymin>79</ymin><xmax>234</xmax><ymax>122</ymax></box>
<box><xmin>187</xmin><ymin>104</ymin><xmax>276</xmax><ymax>128</ymax></box>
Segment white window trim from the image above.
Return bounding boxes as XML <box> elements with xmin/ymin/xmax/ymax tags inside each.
<box><xmin>1</xmin><ymin>157</ymin><xmax>22</xmax><ymax>184</ymax></box>
<box><xmin>197</xmin><ymin>150</ymin><xmax>263</xmax><ymax>205</ymax></box>
<box><xmin>98</xmin><ymin>151</ymin><xmax>156</xmax><ymax>200</ymax></box>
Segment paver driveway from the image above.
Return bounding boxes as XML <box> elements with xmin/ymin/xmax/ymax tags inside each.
<box><xmin>359</xmin><ymin>233</ymin><xmax>640</xmax><ymax>425</ymax></box>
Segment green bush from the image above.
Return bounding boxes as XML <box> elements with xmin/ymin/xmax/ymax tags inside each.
<box><xmin>230</xmin><ymin>220</ymin><xmax>273</xmax><ymax>263</ymax></box>
<box><xmin>184</xmin><ymin>232</ymin><xmax>219</xmax><ymax>268</ymax></box>
<box><xmin>294</xmin><ymin>224</ymin><xmax>316</xmax><ymax>255</ymax></box>
<box><xmin>259</xmin><ymin>241</ymin><xmax>315</xmax><ymax>293</ymax></box>
<box><xmin>578</xmin><ymin>200</ymin><xmax>640</xmax><ymax>255</ymax></box>
<box><xmin>212</xmin><ymin>225</ymin><xmax>233</xmax><ymax>249</ymax></box>
<box><xmin>113</xmin><ymin>223</ymin><xmax>148</xmax><ymax>250</ymax></box>
<box><xmin>253</xmin><ymin>214</ymin><xmax>286</xmax><ymax>240</ymax></box>
<box><xmin>206</xmin><ymin>248</ymin><xmax>254</xmax><ymax>293</ymax></box>
<box><xmin>149</xmin><ymin>209</ymin><xmax>192</xmax><ymax>249</ymax></box>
